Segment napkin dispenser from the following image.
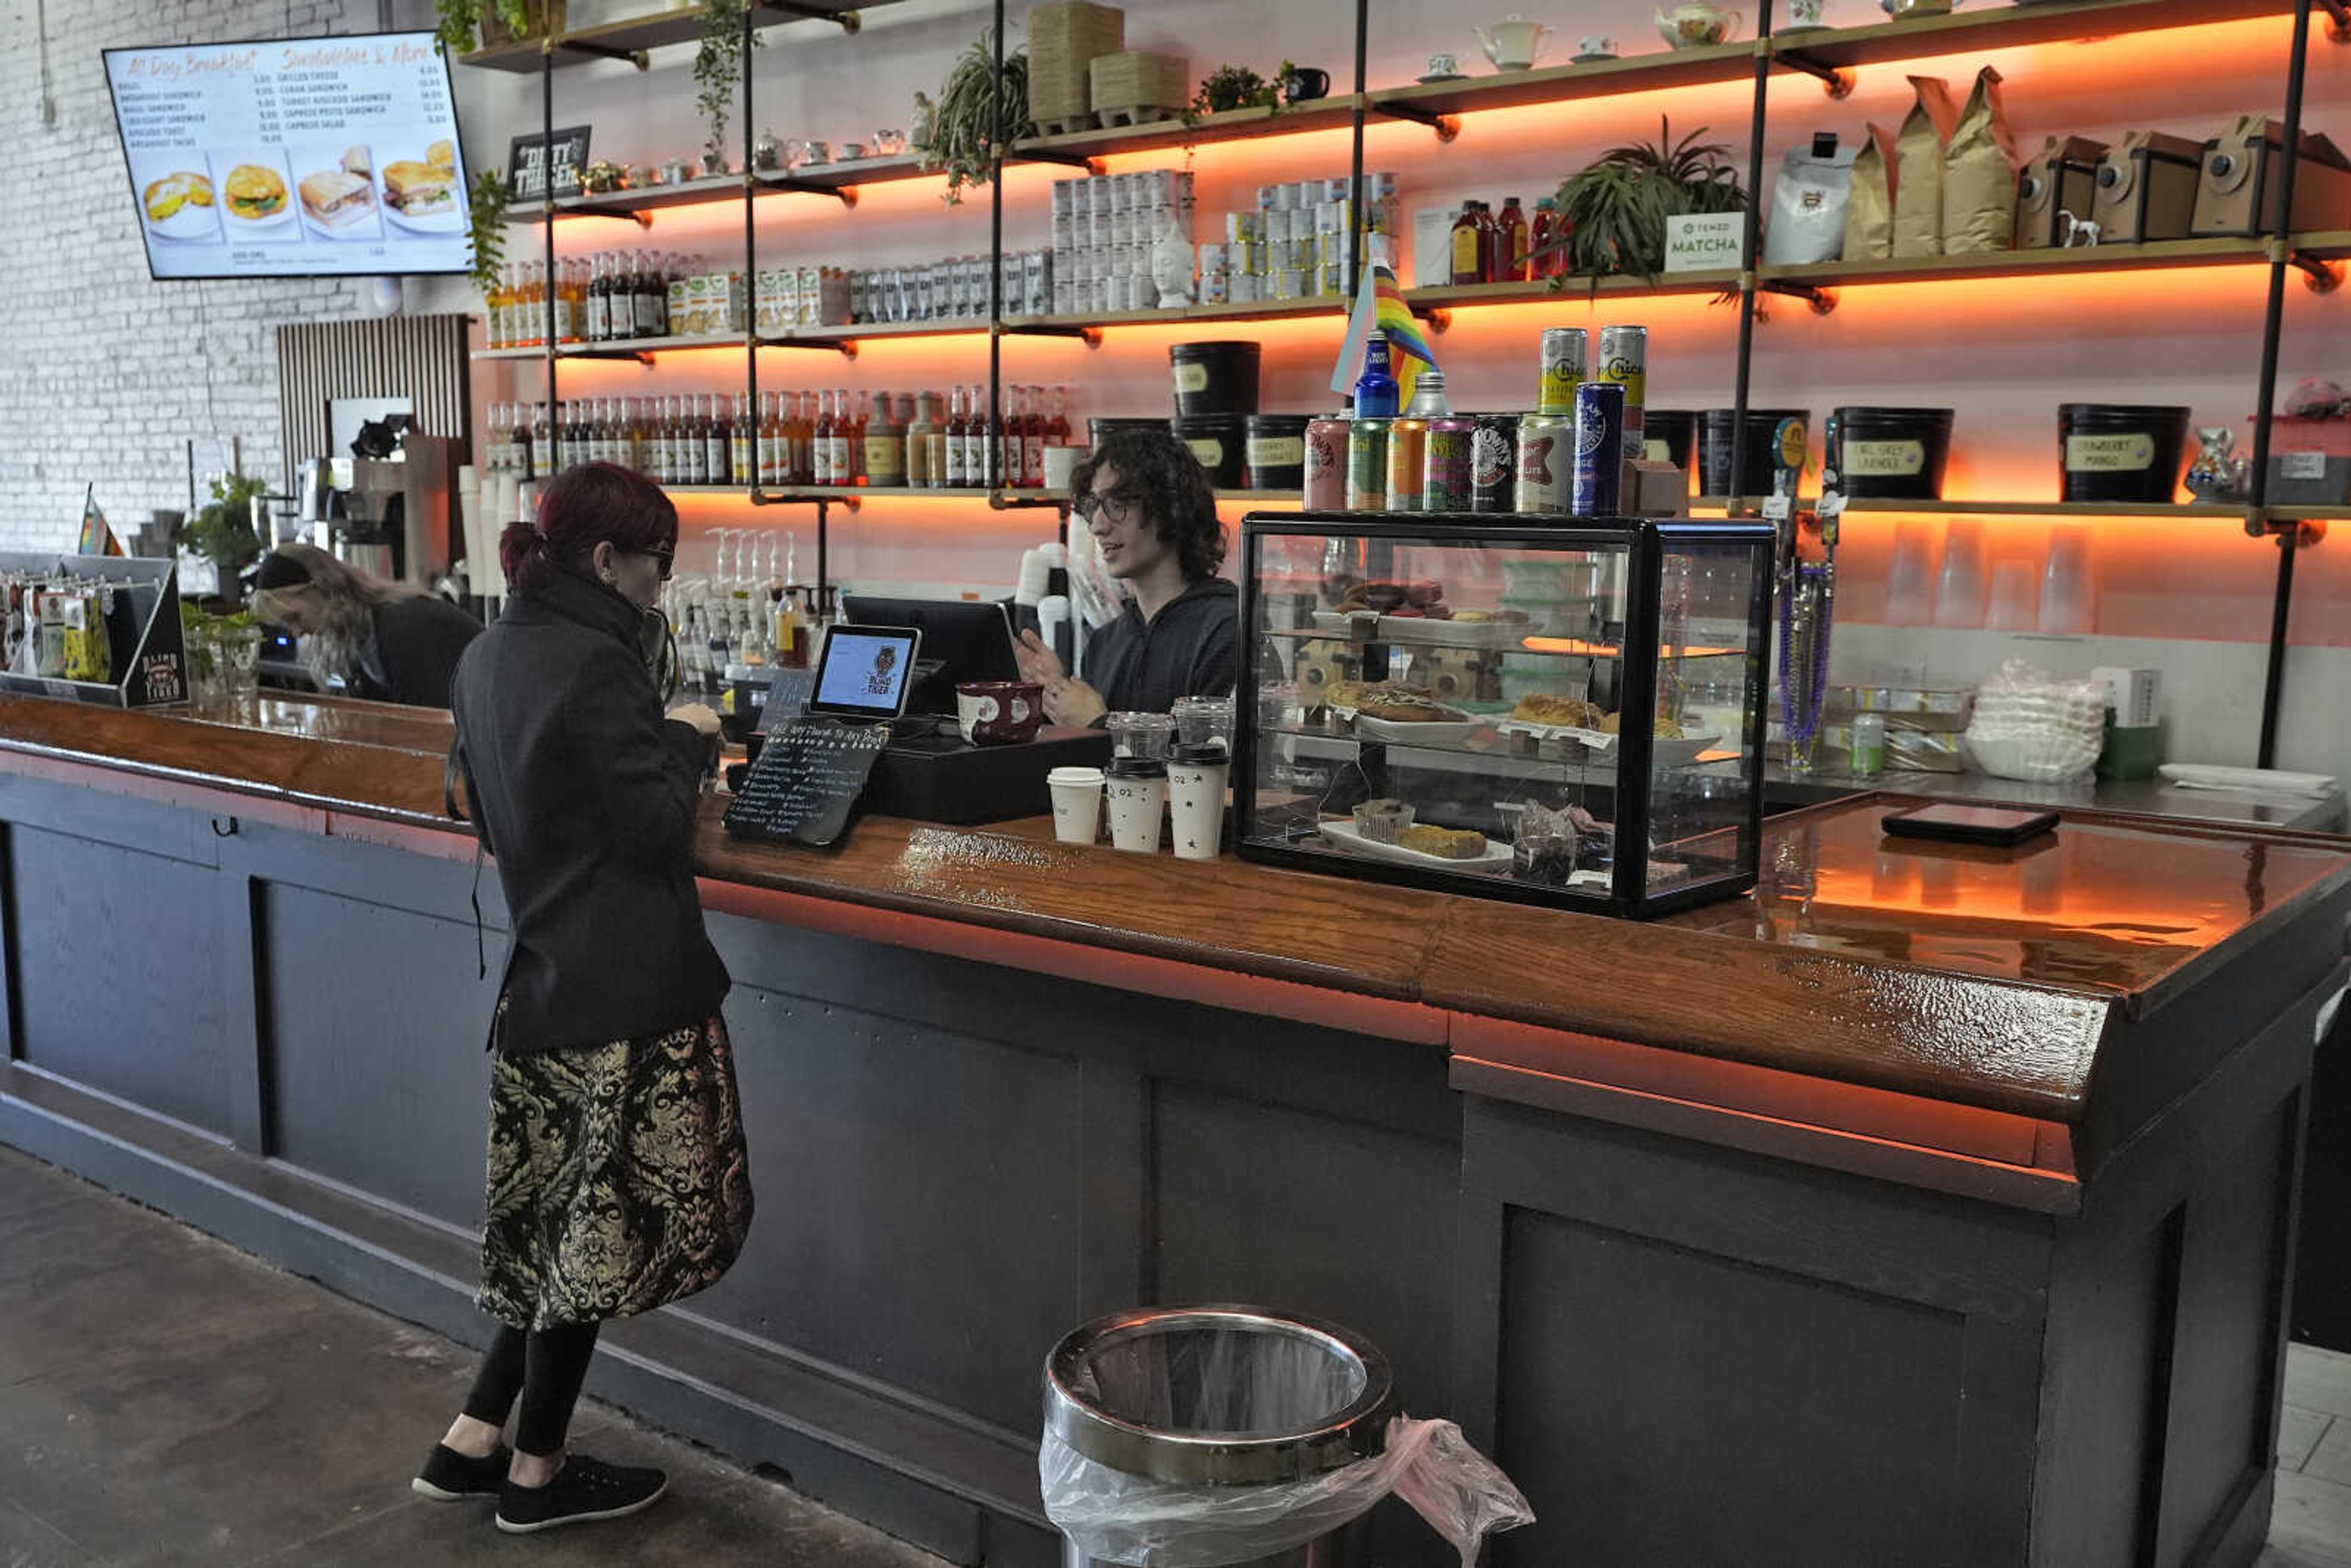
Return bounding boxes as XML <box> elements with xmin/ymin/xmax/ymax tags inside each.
<box><xmin>2016</xmin><ymin>134</ymin><xmax>2110</xmax><ymax>248</ymax></box>
<box><xmin>2191</xmin><ymin>115</ymin><xmax>2351</xmax><ymax>237</ymax></box>
<box><xmin>2093</xmin><ymin>130</ymin><xmax>2205</xmax><ymax>243</ymax></box>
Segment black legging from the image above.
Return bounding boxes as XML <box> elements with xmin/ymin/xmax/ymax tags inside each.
<box><xmin>462</xmin><ymin>1320</ymin><xmax>602</xmax><ymax>1458</ymax></box>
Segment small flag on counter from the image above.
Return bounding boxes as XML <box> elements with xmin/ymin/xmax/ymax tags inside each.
<box><xmin>1329</xmin><ymin>241</ymin><xmax>1439</xmax><ymax>407</ymax></box>
<box><xmin>75</xmin><ymin>485</ymin><xmax>126</xmax><ymax>558</ymax></box>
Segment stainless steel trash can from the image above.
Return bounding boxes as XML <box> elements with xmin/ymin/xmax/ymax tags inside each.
<box><xmin>1043</xmin><ymin>1304</ymin><xmax>1395</xmax><ymax>1568</ymax></box>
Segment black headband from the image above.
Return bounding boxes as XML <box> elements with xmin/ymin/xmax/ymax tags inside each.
<box><xmin>254</xmin><ymin>552</ymin><xmax>312</xmax><ymax>591</ymax></box>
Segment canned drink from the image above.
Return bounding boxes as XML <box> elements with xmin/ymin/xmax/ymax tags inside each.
<box><xmin>1597</xmin><ymin>324</ymin><xmax>1648</xmax><ymax>455</ymax></box>
<box><xmin>1346</xmin><ymin>419</ymin><xmax>1390</xmax><ymax>511</ymax></box>
<box><xmin>1573</xmin><ymin>382</ymin><xmax>1627</xmax><ymax>517</ymax></box>
<box><xmin>1423</xmin><ymin>417</ymin><xmax>1475</xmax><ymax>511</ymax></box>
<box><xmin>1517</xmin><ymin>415</ymin><xmax>1573</xmax><ymax>512</ymax></box>
<box><xmin>1850</xmin><ymin>711</ymin><xmax>1887</xmax><ymax>779</ymax></box>
<box><xmin>1539</xmin><ymin>328</ymin><xmax>1587</xmax><ymax>416</ymax></box>
<box><xmin>1385</xmin><ymin>418</ymin><xmax>1429</xmax><ymax>512</ymax></box>
<box><xmin>1472</xmin><ymin>415</ymin><xmax>1518</xmax><ymax>512</ymax></box>
<box><xmin>1305</xmin><ymin>417</ymin><xmax>1351</xmax><ymax>509</ymax></box>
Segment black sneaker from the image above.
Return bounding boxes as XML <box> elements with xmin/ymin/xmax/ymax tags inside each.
<box><xmin>495</xmin><ymin>1453</ymin><xmax>669</xmax><ymax>1534</ymax></box>
<box><xmin>411</xmin><ymin>1442</ymin><xmax>511</xmax><ymax>1501</ymax></box>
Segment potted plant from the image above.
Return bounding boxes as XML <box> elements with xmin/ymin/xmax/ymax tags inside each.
<box><xmin>912</xmin><ymin>36</ymin><xmax>1032</xmax><ymax>204</ymax></box>
<box><xmin>1185</xmin><ymin>61</ymin><xmax>1298</xmax><ymax>124</ymax></box>
<box><xmin>434</xmin><ymin>0</ymin><xmax>545</xmax><ymax>53</ymax></box>
<box><xmin>1537</xmin><ymin>116</ymin><xmax>1747</xmax><ymax>287</ymax></box>
<box><xmin>694</xmin><ymin>0</ymin><xmax>759</xmax><ymax>171</ymax></box>
<box><xmin>181</xmin><ymin>473</ymin><xmax>269</xmax><ymax>603</ymax></box>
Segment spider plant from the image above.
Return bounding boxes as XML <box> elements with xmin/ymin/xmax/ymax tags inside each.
<box><xmin>1534</xmin><ymin>117</ymin><xmax>1748</xmax><ymax>288</ymax></box>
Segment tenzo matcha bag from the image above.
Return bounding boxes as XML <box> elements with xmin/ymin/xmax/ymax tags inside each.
<box><xmin>1893</xmin><ymin>75</ymin><xmax>1959</xmax><ymax>257</ymax></box>
<box><xmin>1943</xmin><ymin>66</ymin><xmax>2022</xmax><ymax>253</ymax></box>
<box><xmin>1765</xmin><ymin>138</ymin><xmax>1859</xmax><ymax>264</ymax></box>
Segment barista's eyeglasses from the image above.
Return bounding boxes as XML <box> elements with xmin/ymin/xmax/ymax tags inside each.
<box><xmin>1073</xmin><ymin>490</ymin><xmax>1141</xmax><ymax>527</ymax></box>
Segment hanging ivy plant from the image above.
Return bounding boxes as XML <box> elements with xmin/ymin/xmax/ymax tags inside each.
<box><xmin>468</xmin><ymin>168</ymin><xmax>513</xmax><ymax>293</ymax></box>
<box><xmin>694</xmin><ymin>0</ymin><xmax>761</xmax><ymax>168</ymax></box>
<box><xmin>912</xmin><ymin>36</ymin><xmax>1032</xmax><ymax>205</ymax></box>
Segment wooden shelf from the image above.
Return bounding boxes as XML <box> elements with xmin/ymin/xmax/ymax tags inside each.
<box><xmin>1406</xmin><ymin>271</ymin><xmax>1742</xmax><ymax>309</ymax></box>
<box><xmin>752</xmin><ymin>155</ymin><xmax>931</xmax><ymax>195</ymax></box>
<box><xmin>1761</xmin><ymin>236</ymin><xmax>2270</xmax><ymax>288</ymax></box>
<box><xmin>458</xmin><ymin>0</ymin><xmax>900</xmax><ymax>73</ymax></box>
<box><xmin>1698</xmin><ymin>497</ymin><xmax>2248</xmax><ymax>518</ymax></box>
<box><xmin>1767</xmin><ymin>0</ymin><xmax>2284</xmax><ymax>75</ymax></box>
<box><xmin>768</xmin><ymin>318</ymin><xmax>991</xmax><ymax>345</ymax></box>
<box><xmin>1370</xmin><ymin>43</ymin><xmax>1755</xmax><ymax>122</ymax></box>
<box><xmin>1010</xmin><ymin>98</ymin><xmax>1364</xmax><ymax>165</ymax></box>
<box><xmin>1003</xmin><ymin>298</ymin><xmax>1346</xmax><ymax>332</ymax></box>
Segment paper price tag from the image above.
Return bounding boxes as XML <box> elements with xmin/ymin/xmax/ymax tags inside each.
<box><xmin>1762</xmin><ymin>495</ymin><xmax>1793</xmax><ymax>523</ymax></box>
<box><xmin>1816</xmin><ymin>493</ymin><xmax>1847</xmax><ymax>523</ymax></box>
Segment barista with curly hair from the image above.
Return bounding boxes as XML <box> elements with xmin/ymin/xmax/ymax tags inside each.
<box><xmin>1012</xmin><ymin>427</ymin><xmax>1238</xmax><ymax>727</ymax></box>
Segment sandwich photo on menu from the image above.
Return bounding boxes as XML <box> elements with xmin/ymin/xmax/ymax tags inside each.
<box><xmin>380</xmin><ymin>139</ymin><xmax>460</xmax><ymax>231</ymax></box>
<box><xmin>298</xmin><ymin>146</ymin><xmax>379</xmax><ymax>238</ymax></box>
<box><xmin>138</xmin><ymin>169</ymin><xmax>217</xmax><ymax>241</ymax></box>
<box><xmin>211</xmin><ymin>152</ymin><xmax>295</xmax><ymax>235</ymax></box>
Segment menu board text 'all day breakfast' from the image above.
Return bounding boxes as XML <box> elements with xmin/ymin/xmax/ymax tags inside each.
<box><xmin>104</xmin><ymin>32</ymin><xmax>471</xmax><ymax>281</ymax></box>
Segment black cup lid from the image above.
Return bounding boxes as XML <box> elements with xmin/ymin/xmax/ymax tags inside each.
<box><xmin>1171</xmin><ymin>741</ymin><xmax>1229</xmax><ymax>763</ymax></box>
<box><xmin>1106</xmin><ymin>756</ymin><xmax>1168</xmax><ymax>779</ymax></box>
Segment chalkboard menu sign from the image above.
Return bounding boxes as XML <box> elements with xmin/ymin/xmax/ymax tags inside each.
<box><xmin>507</xmin><ymin>126</ymin><xmax>591</xmax><ymax>201</ymax></box>
<box><xmin>722</xmin><ymin>718</ymin><xmax>888</xmax><ymax>847</ymax></box>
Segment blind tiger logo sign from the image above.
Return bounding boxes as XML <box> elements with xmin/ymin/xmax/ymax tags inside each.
<box><xmin>864</xmin><ymin>644</ymin><xmax>899</xmax><ymax>697</ymax></box>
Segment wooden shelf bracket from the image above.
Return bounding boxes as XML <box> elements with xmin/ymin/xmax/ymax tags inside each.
<box><xmin>1775</xmin><ymin>50</ymin><xmax>1856</xmax><ymax>99</ymax></box>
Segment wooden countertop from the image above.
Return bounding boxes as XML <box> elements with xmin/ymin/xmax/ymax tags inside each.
<box><xmin>3</xmin><ymin>694</ymin><xmax>2346</xmax><ymax>1127</ymax></box>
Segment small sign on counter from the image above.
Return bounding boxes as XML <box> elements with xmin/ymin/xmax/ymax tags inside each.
<box><xmin>721</xmin><ymin>717</ymin><xmax>888</xmax><ymax>847</ymax></box>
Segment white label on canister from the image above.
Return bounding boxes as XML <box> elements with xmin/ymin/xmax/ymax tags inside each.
<box><xmin>1174</xmin><ymin>362</ymin><xmax>1210</xmax><ymax>395</ymax></box>
<box><xmin>1248</xmin><ymin>437</ymin><xmax>1305</xmax><ymax>467</ymax></box>
<box><xmin>1186</xmin><ymin>437</ymin><xmax>1223</xmax><ymax>467</ymax></box>
<box><xmin>1846</xmin><ymin>439</ymin><xmax>1927</xmax><ymax>477</ymax></box>
<box><xmin>1641</xmin><ymin>438</ymin><xmax>1670</xmax><ymax>463</ymax></box>
<box><xmin>2066</xmin><ymin>432</ymin><xmax>2156</xmax><ymax>473</ymax></box>
<box><xmin>2281</xmin><ymin>449</ymin><xmax>2328</xmax><ymax>480</ymax></box>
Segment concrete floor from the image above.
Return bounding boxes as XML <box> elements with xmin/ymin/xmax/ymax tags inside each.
<box><xmin>0</xmin><ymin>1146</ymin><xmax>949</xmax><ymax>1567</ymax></box>
<box><xmin>14</xmin><ymin>1138</ymin><xmax>2351</xmax><ymax>1568</ymax></box>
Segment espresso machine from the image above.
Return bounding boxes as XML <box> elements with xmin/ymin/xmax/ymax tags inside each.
<box><xmin>334</xmin><ymin>418</ymin><xmax>456</xmax><ymax>587</ymax></box>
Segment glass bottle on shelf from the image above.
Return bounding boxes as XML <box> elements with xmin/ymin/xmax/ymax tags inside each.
<box><xmin>906</xmin><ymin>391</ymin><xmax>938</xmax><ymax>489</ymax></box>
<box><xmin>632</xmin><ymin>254</ymin><xmax>663</xmax><ymax>339</ymax></box>
<box><xmin>812</xmin><ymin>391</ymin><xmax>836</xmax><ymax>487</ymax></box>
<box><xmin>487</xmin><ymin>270</ymin><xmax>507</xmax><ymax>348</ymax></box>
<box><xmin>581</xmin><ymin>399</ymin><xmax>604</xmax><ymax>467</ymax></box>
<box><xmin>1047</xmin><ymin>384</ymin><xmax>1073</xmax><ymax>448</ymax></box>
<box><xmin>1498</xmin><ymin>197</ymin><xmax>1529</xmax><ymax>283</ymax></box>
<box><xmin>583</xmin><ymin>253</ymin><xmax>609</xmax><ymax>342</ymax></box>
<box><xmin>730</xmin><ymin>394</ymin><xmax>754</xmax><ymax>485</ymax></box>
<box><xmin>1019</xmin><ymin>386</ymin><xmax>1045</xmax><ymax>489</ymax></box>
<box><xmin>755</xmin><ymin>392</ymin><xmax>779</xmax><ymax>488</ymax></box>
<box><xmin>1475</xmin><ymin>201</ymin><xmax>1504</xmax><ymax>283</ymax></box>
<box><xmin>944</xmin><ymin>384</ymin><xmax>969</xmax><ymax>488</ymax></box>
<box><xmin>864</xmin><ymin>390</ymin><xmax>905</xmax><ymax>488</ymax></box>
<box><xmin>506</xmin><ymin>402</ymin><xmax>530</xmax><ymax>480</ymax></box>
<box><xmin>1449</xmin><ymin>202</ymin><xmax>1483</xmax><ymax>287</ymax></box>
<box><xmin>787</xmin><ymin>390</ymin><xmax>812</xmax><ymax>484</ymax></box>
<box><xmin>702</xmin><ymin>394</ymin><xmax>729</xmax><ymax>486</ymax></box>
<box><xmin>838</xmin><ymin>386</ymin><xmax>863</xmax><ymax>484</ymax></box>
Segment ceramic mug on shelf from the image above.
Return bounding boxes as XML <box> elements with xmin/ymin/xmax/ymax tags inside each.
<box><xmin>872</xmin><ymin>129</ymin><xmax>907</xmax><ymax>155</ymax></box>
<box><xmin>1284</xmin><ymin>66</ymin><xmax>1332</xmax><ymax>100</ymax></box>
<box><xmin>1577</xmin><ymin>34</ymin><xmax>1619</xmax><ymax>56</ymax></box>
<box><xmin>803</xmin><ymin>140</ymin><xmax>831</xmax><ymax>166</ymax></box>
<box><xmin>1782</xmin><ymin>0</ymin><xmax>1825</xmax><ymax>26</ymax></box>
<box><xmin>841</xmin><ymin>142</ymin><xmax>868</xmax><ymax>161</ymax></box>
<box><xmin>1426</xmin><ymin>51</ymin><xmax>1460</xmax><ymax>76</ymax></box>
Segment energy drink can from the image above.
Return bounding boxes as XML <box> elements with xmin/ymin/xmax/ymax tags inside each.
<box><xmin>1423</xmin><ymin>417</ymin><xmax>1475</xmax><ymax>511</ymax></box>
<box><xmin>1573</xmin><ymin>381</ymin><xmax>1626</xmax><ymax>517</ymax></box>
<box><xmin>1472</xmin><ymin>415</ymin><xmax>1518</xmax><ymax>512</ymax></box>
<box><xmin>1517</xmin><ymin>413</ymin><xmax>1574</xmax><ymax>513</ymax></box>
<box><xmin>1305</xmin><ymin>417</ymin><xmax>1351</xmax><ymax>510</ymax></box>
<box><xmin>1538</xmin><ymin>328</ymin><xmax>1587</xmax><ymax>416</ymax></box>
<box><xmin>1346</xmin><ymin>418</ymin><xmax>1389</xmax><ymax>511</ymax></box>
<box><xmin>1597</xmin><ymin>324</ymin><xmax>1647</xmax><ymax>456</ymax></box>
<box><xmin>1386</xmin><ymin>418</ymin><xmax>1429</xmax><ymax>512</ymax></box>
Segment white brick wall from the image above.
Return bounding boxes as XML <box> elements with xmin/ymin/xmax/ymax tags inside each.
<box><xmin>0</xmin><ymin>0</ymin><xmax>379</xmax><ymax>550</ymax></box>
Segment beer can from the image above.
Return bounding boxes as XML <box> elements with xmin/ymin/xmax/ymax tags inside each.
<box><xmin>1472</xmin><ymin>414</ymin><xmax>1519</xmax><ymax>512</ymax></box>
<box><xmin>1517</xmin><ymin>413</ymin><xmax>1575</xmax><ymax>513</ymax></box>
<box><xmin>1423</xmin><ymin>417</ymin><xmax>1476</xmax><ymax>512</ymax></box>
<box><xmin>1305</xmin><ymin>417</ymin><xmax>1351</xmax><ymax>510</ymax></box>
<box><xmin>1346</xmin><ymin>418</ymin><xmax>1390</xmax><ymax>511</ymax></box>
<box><xmin>1385</xmin><ymin>418</ymin><xmax>1429</xmax><ymax>512</ymax></box>
<box><xmin>1538</xmin><ymin>328</ymin><xmax>1587</xmax><ymax>416</ymax></box>
<box><xmin>1597</xmin><ymin>324</ymin><xmax>1648</xmax><ymax>455</ymax></box>
<box><xmin>1573</xmin><ymin>381</ymin><xmax>1627</xmax><ymax>517</ymax></box>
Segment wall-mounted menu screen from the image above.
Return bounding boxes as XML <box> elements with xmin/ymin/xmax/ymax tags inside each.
<box><xmin>103</xmin><ymin>32</ymin><xmax>471</xmax><ymax>281</ymax></box>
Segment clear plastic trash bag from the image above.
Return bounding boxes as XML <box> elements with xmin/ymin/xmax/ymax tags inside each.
<box><xmin>1040</xmin><ymin>1414</ymin><xmax>1534</xmax><ymax>1568</ymax></box>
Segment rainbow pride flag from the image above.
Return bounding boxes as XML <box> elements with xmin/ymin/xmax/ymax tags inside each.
<box><xmin>1329</xmin><ymin>242</ymin><xmax>1439</xmax><ymax>407</ymax></box>
<box><xmin>75</xmin><ymin>486</ymin><xmax>124</xmax><ymax>558</ymax></box>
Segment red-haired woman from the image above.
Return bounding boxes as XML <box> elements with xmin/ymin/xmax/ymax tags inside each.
<box><xmin>421</xmin><ymin>462</ymin><xmax>752</xmax><ymax>1534</ymax></box>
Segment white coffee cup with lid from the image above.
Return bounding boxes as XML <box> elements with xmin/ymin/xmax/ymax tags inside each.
<box><xmin>1103</xmin><ymin>759</ymin><xmax>1169</xmax><ymax>853</ymax></box>
<box><xmin>1164</xmin><ymin>744</ymin><xmax>1229</xmax><ymax>861</ymax></box>
<box><xmin>1047</xmin><ymin>766</ymin><xmax>1106</xmax><ymax>844</ymax></box>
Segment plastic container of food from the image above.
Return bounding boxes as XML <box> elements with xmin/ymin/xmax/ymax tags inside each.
<box><xmin>1169</xmin><ymin>340</ymin><xmax>1262</xmax><ymax>416</ymax></box>
<box><xmin>2058</xmin><ymin>403</ymin><xmax>2192</xmax><ymax>502</ymax></box>
<box><xmin>1172</xmin><ymin>414</ymin><xmax>1248</xmax><ymax>487</ymax></box>
<box><xmin>1832</xmin><ymin>407</ymin><xmax>1955</xmax><ymax>500</ymax></box>
<box><xmin>1242</xmin><ymin>414</ymin><xmax>1310</xmax><ymax>489</ymax></box>
<box><xmin>1698</xmin><ymin>408</ymin><xmax>1809</xmax><ymax>499</ymax></box>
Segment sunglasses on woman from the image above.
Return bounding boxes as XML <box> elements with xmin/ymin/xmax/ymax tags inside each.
<box><xmin>637</xmin><ymin>546</ymin><xmax>675</xmax><ymax>580</ymax></box>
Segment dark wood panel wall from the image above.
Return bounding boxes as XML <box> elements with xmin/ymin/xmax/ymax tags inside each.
<box><xmin>0</xmin><ymin>771</ymin><xmax>2330</xmax><ymax>1568</ymax></box>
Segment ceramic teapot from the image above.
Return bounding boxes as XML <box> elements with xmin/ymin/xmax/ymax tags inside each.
<box><xmin>1655</xmin><ymin>0</ymin><xmax>1741</xmax><ymax>46</ymax></box>
<box><xmin>1474</xmin><ymin>15</ymin><xmax>1554</xmax><ymax>69</ymax></box>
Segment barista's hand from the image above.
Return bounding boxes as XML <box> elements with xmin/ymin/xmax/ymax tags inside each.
<box><xmin>1043</xmin><ymin>677</ymin><xmax>1106</xmax><ymax>728</ymax></box>
<box><xmin>1013</xmin><ymin>628</ymin><xmax>1067</xmax><ymax>686</ymax></box>
<box><xmin>670</xmin><ymin>702</ymin><xmax>722</xmax><ymax>738</ymax></box>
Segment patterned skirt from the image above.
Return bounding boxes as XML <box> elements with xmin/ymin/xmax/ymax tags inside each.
<box><xmin>478</xmin><ymin>1013</ymin><xmax>754</xmax><ymax>1332</ymax></box>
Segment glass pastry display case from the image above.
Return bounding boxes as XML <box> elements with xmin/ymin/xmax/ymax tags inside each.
<box><xmin>1234</xmin><ymin>513</ymin><xmax>1775</xmax><ymax>917</ymax></box>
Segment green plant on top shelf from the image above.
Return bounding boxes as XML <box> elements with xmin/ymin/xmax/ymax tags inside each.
<box><xmin>1182</xmin><ymin>61</ymin><xmax>1299</xmax><ymax>127</ymax></box>
<box><xmin>468</xmin><ymin>168</ymin><xmax>512</xmax><ymax>294</ymax></box>
<box><xmin>912</xmin><ymin>37</ymin><xmax>1032</xmax><ymax>205</ymax></box>
<box><xmin>1535</xmin><ymin>117</ymin><xmax>1747</xmax><ymax>289</ymax></box>
<box><xmin>694</xmin><ymin>0</ymin><xmax>762</xmax><ymax>168</ymax></box>
<box><xmin>433</xmin><ymin>0</ymin><xmax>532</xmax><ymax>55</ymax></box>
